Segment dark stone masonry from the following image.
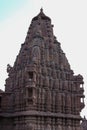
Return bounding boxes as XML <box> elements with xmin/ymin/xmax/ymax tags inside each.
<box><xmin>0</xmin><ymin>9</ymin><xmax>85</xmax><ymax>130</ymax></box>
<box><xmin>81</xmin><ymin>117</ymin><xmax>87</xmax><ymax>130</ymax></box>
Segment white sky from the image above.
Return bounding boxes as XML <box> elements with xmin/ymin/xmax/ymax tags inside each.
<box><xmin>0</xmin><ymin>0</ymin><xmax>87</xmax><ymax>117</ymax></box>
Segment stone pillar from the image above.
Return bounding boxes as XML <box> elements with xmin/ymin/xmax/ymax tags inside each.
<box><xmin>62</xmin><ymin>93</ymin><xmax>65</xmax><ymax>113</ymax></box>
<box><xmin>49</xmin><ymin>77</ymin><xmax>53</xmax><ymax>89</ymax></box>
<box><xmin>54</xmin><ymin>79</ymin><xmax>59</xmax><ymax>90</ymax></box>
<box><xmin>55</xmin><ymin>92</ymin><xmax>62</xmax><ymax>113</ymax></box>
<box><xmin>57</xmin><ymin>118</ymin><xmax>62</xmax><ymax>130</ymax></box>
<box><xmin>65</xmin><ymin>94</ymin><xmax>71</xmax><ymax>114</ymax></box>
<box><xmin>68</xmin><ymin>125</ymin><xmax>72</xmax><ymax>130</ymax></box>
<box><xmin>46</xmin><ymin>89</ymin><xmax>51</xmax><ymax>111</ymax></box>
<box><xmin>71</xmin><ymin>94</ymin><xmax>75</xmax><ymax>114</ymax></box>
<box><xmin>66</xmin><ymin>119</ymin><xmax>72</xmax><ymax>130</ymax></box>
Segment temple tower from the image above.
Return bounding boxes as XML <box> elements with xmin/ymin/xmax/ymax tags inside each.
<box><xmin>0</xmin><ymin>9</ymin><xmax>85</xmax><ymax>130</ymax></box>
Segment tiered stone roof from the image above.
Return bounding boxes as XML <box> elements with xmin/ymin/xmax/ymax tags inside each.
<box><xmin>0</xmin><ymin>9</ymin><xmax>85</xmax><ymax>130</ymax></box>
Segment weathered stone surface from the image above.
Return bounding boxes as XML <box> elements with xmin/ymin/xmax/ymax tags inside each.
<box><xmin>81</xmin><ymin>117</ymin><xmax>87</xmax><ymax>130</ymax></box>
<box><xmin>0</xmin><ymin>9</ymin><xmax>85</xmax><ymax>130</ymax></box>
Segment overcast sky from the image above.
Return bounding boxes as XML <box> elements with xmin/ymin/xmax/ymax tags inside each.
<box><xmin>0</xmin><ymin>0</ymin><xmax>87</xmax><ymax>117</ymax></box>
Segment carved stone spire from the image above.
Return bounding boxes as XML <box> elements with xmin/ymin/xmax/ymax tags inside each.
<box><xmin>0</xmin><ymin>9</ymin><xmax>85</xmax><ymax>130</ymax></box>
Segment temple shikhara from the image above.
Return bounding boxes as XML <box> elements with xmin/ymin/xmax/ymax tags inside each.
<box><xmin>0</xmin><ymin>9</ymin><xmax>85</xmax><ymax>130</ymax></box>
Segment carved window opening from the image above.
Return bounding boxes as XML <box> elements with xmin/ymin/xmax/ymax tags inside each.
<box><xmin>81</xmin><ymin>98</ymin><xmax>84</xmax><ymax>103</ymax></box>
<box><xmin>80</xmin><ymin>84</ymin><xmax>83</xmax><ymax>88</ymax></box>
<box><xmin>28</xmin><ymin>72</ymin><xmax>33</xmax><ymax>80</ymax></box>
<box><xmin>28</xmin><ymin>88</ymin><xmax>33</xmax><ymax>97</ymax></box>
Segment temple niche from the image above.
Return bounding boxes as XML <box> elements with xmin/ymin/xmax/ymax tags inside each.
<box><xmin>0</xmin><ymin>9</ymin><xmax>85</xmax><ymax>130</ymax></box>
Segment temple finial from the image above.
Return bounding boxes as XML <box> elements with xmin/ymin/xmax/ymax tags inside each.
<box><xmin>40</xmin><ymin>8</ymin><xmax>43</xmax><ymax>13</ymax></box>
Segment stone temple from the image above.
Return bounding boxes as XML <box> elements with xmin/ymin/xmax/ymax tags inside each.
<box><xmin>0</xmin><ymin>9</ymin><xmax>85</xmax><ymax>130</ymax></box>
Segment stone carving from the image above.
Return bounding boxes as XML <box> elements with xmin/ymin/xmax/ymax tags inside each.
<box><xmin>0</xmin><ymin>9</ymin><xmax>85</xmax><ymax>130</ymax></box>
<box><xmin>32</xmin><ymin>46</ymin><xmax>40</xmax><ymax>65</ymax></box>
<box><xmin>7</xmin><ymin>64</ymin><xmax>12</xmax><ymax>74</ymax></box>
<box><xmin>81</xmin><ymin>117</ymin><xmax>87</xmax><ymax>130</ymax></box>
